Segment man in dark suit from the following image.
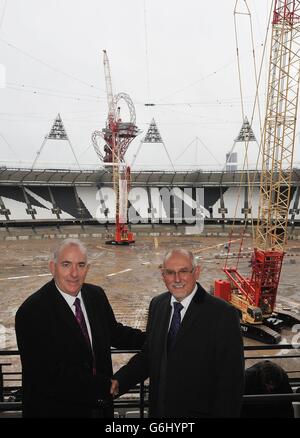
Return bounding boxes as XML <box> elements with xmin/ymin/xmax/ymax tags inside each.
<box><xmin>111</xmin><ymin>248</ymin><xmax>244</xmax><ymax>418</ymax></box>
<box><xmin>15</xmin><ymin>238</ymin><xmax>145</xmax><ymax>418</ymax></box>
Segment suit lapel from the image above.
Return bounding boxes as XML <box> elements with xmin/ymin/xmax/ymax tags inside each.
<box><xmin>81</xmin><ymin>285</ymin><xmax>106</xmax><ymax>366</ymax></box>
<box><xmin>154</xmin><ymin>294</ymin><xmax>172</xmax><ymax>358</ymax></box>
<box><xmin>81</xmin><ymin>286</ymin><xmax>100</xmax><ymax>347</ymax></box>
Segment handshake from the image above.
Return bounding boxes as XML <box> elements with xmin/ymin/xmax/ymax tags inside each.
<box><xmin>110</xmin><ymin>379</ymin><xmax>119</xmax><ymax>397</ymax></box>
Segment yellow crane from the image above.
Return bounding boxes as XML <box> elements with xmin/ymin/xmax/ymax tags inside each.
<box><xmin>216</xmin><ymin>0</ymin><xmax>300</xmax><ymax>343</ymax></box>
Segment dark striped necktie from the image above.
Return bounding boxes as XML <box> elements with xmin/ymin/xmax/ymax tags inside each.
<box><xmin>167</xmin><ymin>301</ymin><xmax>183</xmax><ymax>353</ymax></box>
<box><xmin>74</xmin><ymin>297</ymin><xmax>96</xmax><ymax>375</ymax></box>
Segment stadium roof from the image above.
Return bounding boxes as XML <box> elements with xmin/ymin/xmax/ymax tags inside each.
<box><xmin>1</xmin><ymin>166</ymin><xmax>300</xmax><ymax>187</ymax></box>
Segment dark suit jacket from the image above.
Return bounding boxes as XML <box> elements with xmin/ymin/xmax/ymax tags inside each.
<box><xmin>114</xmin><ymin>283</ymin><xmax>245</xmax><ymax>418</ymax></box>
<box><xmin>15</xmin><ymin>280</ymin><xmax>145</xmax><ymax>418</ymax></box>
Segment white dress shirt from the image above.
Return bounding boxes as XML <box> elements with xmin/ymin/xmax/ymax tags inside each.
<box><xmin>168</xmin><ymin>283</ymin><xmax>198</xmax><ymax>330</ymax></box>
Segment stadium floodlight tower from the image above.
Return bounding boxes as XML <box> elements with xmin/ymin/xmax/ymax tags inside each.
<box><xmin>92</xmin><ymin>50</ymin><xmax>139</xmax><ymax>244</ymax></box>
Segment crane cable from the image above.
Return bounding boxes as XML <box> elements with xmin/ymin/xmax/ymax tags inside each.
<box><xmin>225</xmin><ymin>0</ymin><xmax>273</xmax><ymax>269</ymax></box>
<box><xmin>0</xmin><ymin>37</ymin><xmax>104</xmax><ymax>92</ymax></box>
<box><xmin>244</xmin><ymin>1</ymin><xmax>274</xmax><ymax>257</ymax></box>
<box><xmin>174</xmin><ymin>137</ymin><xmax>222</xmax><ymax>167</ymax></box>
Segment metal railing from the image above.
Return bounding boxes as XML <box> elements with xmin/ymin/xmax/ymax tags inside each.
<box><xmin>1</xmin><ymin>345</ymin><xmax>300</xmax><ymax>417</ymax></box>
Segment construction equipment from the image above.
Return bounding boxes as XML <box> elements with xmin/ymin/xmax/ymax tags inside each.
<box><xmin>92</xmin><ymin>50</ymin><xmax>139</xmax><ymax>244</ymax></box>
<box><xmin>215</xmin><ymin>0</ymin><xmax>300</xmax><ymax>343</ymax></box>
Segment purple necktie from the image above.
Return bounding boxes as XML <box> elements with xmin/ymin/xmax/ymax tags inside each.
<box><xmin>167</xmin><ymin>301</ymin><xmax>183</xmax><ymax>353</ymax></box>
<box><xmin>74</xmin><ymin>297</ymin><xmax>96</xmax><ymax>375</ymax></box>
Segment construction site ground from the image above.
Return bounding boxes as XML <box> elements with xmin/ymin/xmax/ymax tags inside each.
<box><xmin>1</xmin><ymin>225</ymin><xmax>300</xmax><ymax>378</ymax></box>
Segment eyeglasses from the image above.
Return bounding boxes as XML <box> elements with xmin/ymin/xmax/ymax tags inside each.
<box><xmin>161</xmin><ymin>267</ymin><xmax>195</xmax><ymax>278</ymax></box>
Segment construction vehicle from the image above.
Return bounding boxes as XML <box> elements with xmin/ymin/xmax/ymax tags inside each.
<box><xmin>215</xmin><ymin>0</ymin><xmax>300</xmax><ymax>343</ymax></box>
<box><xmin>92</xmin><ymin>50</ymin><xmax>139</xmax><ymax>244</ymax></box>
<box><xmin>230</xmin><ymin>294</ymin><xmax>263</xmax><ymax>325</ymax></box>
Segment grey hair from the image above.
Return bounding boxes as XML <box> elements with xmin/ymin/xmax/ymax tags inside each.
<box><xmin>162</xmin><ymin>248</ymin><xmax>197</xmax><ymax>268</ymax></box>
<box><xmin>52</xmin><ymin>238</ymin><xmax>88</xmax><ymax>263</ymax></box>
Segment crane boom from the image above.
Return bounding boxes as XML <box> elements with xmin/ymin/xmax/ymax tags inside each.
<box><xmin>103</xmin><ymin>49</ymin><xmax>116</xmax><ymax>125</ymax></box>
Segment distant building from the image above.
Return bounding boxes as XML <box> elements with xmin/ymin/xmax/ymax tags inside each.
<box><xmin>225</xmin><ymin>152</ymin><xmax>238</xmax><ymax>171</ymax></box>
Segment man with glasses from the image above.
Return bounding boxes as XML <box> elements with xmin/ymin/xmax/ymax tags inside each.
<box><xmin>111</xmin><ymin>248</ymin><xmax>244</xmax><ymax>417</ymax></box>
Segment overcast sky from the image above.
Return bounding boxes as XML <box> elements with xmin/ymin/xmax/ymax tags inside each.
<box><xmin>2</xmin><ymin>0</ymin><xmax>297</xmax><ymax>171</ymax></box>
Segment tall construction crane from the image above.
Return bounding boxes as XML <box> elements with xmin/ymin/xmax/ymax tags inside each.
<box><xmin>92</xmin><ymin>50</ymin><xmax>139</xmax><ymax>244</ymax></box>
<box><xmin>215</xmin><ymin>0</ymin><xmax>300</xmax><ymax>343</ymax></box>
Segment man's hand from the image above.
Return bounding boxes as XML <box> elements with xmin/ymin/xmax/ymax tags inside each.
<box><xmin>110</xmin><ymin>379</ymin><xmax>119</xmax><ymax>397</ymax></box>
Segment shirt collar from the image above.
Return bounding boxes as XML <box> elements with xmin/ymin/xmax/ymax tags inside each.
<box><xmin>170</xmin><ymin>283</ymin><xmax>198</xmax><ymax>308</ymax></box>
<box><xmin>55</xmin><ymin>282</ymin><xmax>82</xmax><ymax>307</ymax></box>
